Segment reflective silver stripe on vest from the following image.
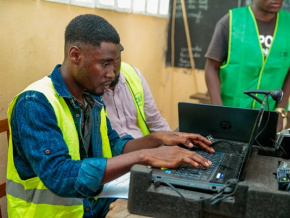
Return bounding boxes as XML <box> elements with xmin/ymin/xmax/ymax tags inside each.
<box><xmin>6</xmin><ymin>179</ymin><xmax>83</xmax><ymax>206</ymax></box>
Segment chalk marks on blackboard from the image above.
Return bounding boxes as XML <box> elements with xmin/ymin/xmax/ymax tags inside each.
<box><xmin>179</xmin><ymin>46</ymin><xmax>202</xmax><ymax>68</ymax></box>
<box><xmin>175</xmin><ymin>0</ymin><xmax>208</xmax><ymax>23</ymax></box>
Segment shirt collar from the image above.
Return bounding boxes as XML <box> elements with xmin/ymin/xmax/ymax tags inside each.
<box><xmin>119</xmin><ymin>72</ymin><xmax>126</xmax><ymax>84</ymax></box>
<box><xmin>49</xmin><ymin>64</ymin><xmax>71</xmax><ymax>98</ymax></box>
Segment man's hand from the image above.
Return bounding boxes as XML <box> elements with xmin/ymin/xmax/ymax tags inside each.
<box><xmin>277</xmin><ymin>115</ymin><xmax>284</xmax><ymax>132</ymax></box>
<box><xmin>123</xmin><ymin>131</ymin><xmax>214</xmax><ymax>155</ymax></box>
<box><xmin>139</xmin><ymin>145</ymin><xmax>212</xmax><ymax>169</ymax></box>
<box><xmin>153</xmin><ymin>131</ymin><xmax>214</xmax><ymax>154</ymax></box>
<box><xmin>104</xmin><ymin>133</ymin><xmax>213</xmax><ymax>184</ymax></box>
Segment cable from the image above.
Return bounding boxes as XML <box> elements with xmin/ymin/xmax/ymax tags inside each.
<box><xmin>152</xmin><ymin>178</ymin><xmax>239</xmax><ymax>204</ymax></box>
<box><xmin>279</xmin><ymin>181</ymin><xmax>290</xmax><ymax>192</ymax></box>
<box><xmin>286</xmin><ymin>183</ymin><xmax>290</xmax><ymax>192</ymax></box>
<box><xmin>153</xmin><ymin>179</ymin><xmax>187</xmax><ymax>200</ymax></box>
<box><xmin>254</xmin><ymin>97</ymin><xmax>272</xmax><ymax>155</ymax></box>
<box><xmin>271</xmin><ymin>139</ymin><xmax>288</xmax><ymax>157</ymax></box>
<box><xmin>206</xmin><ymin>135</ymin><xmax>242</xmax><ymax>155</ymax></box>
<box><xmin>209</xmin><ymin>179</ymin><xmax>239</xmax><ymax>205</ymax></box>
<box><xmin>153</xmin><ymin>179</ymin><xmax>215</xmax><ymax>202</ymax></box>
<box><xmin>212</xmin><ymin>140</ymin><xmax>241</xmax><ymax>155</ymax></box>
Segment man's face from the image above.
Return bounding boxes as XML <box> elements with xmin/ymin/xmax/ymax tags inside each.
<box><xmin>253</xmin><ymin>0</ymin><xmax>284</xmax><ymax>14</ymax></box>
<box><xmin>109</xmin><ymin>52</ymin><xmax>121</xmax><ymax>88</ymax></box>
<box><xmin>75</xmin><ymin>42</ymin><xmax>121</xmax><ymax>96</ymax></box>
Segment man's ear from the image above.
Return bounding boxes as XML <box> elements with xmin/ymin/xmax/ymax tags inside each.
<box><xmin>69</xmin><ymin>46</ymin><xmax>82</xmax><ymax>64</ymax></box>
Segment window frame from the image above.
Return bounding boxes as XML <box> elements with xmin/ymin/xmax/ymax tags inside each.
<box><xmin>43</xmin><ymin>0</ymin><xmax>170</xmax><ymax>18</ymax></box>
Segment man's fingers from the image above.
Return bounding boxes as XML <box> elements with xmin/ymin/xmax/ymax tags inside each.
<box><xmin>180</xmin><ymin>133</ymin><xmax>212</xmax><ymax>147</ymax></box>
<box><xmin>179</xmin><ymin>138</ymin><xmax>194</xmax><ymax>148</ymax></box>
<box><xmin>190</xmin><ymin>134</ymin><xmax>212</xmax><ymax>145</ymax></box>
<box><xmin>195</xmin><ymin>141</ymin><xmax>215</xmax><ymax>153</ymax></box>
<box><xmin>187</xmin><ymin>151</ymin><xmax>212</xmax><ymax>167</ymax></box>
<box><xmin>161</xmin><ymin>132</ymin><xmax>213</xmax><ymax>152</ymax></box>
<box><xmin>148</xmin><ymin>146</ymin><xmax>212</xmax><ymax>169</ymax></box>
<box><xmin>188</xmin><ymin>135</ymin><xmax>215</xmax><ymax>153</ymax></box>
<box><xmin>179</xmin><ymin>150</ymin><xmax>212</xmax><ymax>168</ymax></box>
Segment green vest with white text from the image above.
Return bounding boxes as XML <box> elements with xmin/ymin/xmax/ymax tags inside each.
<box><xmin>6</xmin><ymin>76</ymin><xmax>112</xmax><ymax>218</ymax></box>
<box><xmin>120</xmin><ymin>62</ymin><xmax>150</xmax><ymax>136</ymax></box>
<box><xmin>220</xmin><ymin>6</ymin><xmax>290</xmax><ymax>110</ymax></box>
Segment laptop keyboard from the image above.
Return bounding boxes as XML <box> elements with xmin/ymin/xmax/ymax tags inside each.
<box><xmin>175</xmin><ymin>150</ymin><xmax>225</xmax><ymax>181</ymax></box>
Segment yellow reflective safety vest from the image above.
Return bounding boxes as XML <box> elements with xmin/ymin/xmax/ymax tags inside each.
<box><xmin>220</xmin><ymin>6</ymin><xmax>290</xmax><ymax>110</ymax></box>
<box><xmin>6</xmin><ymin>76</ymin><xmax>112</xmax><ymax>218</ymax></box>
<box><xmin>120</xmin><ymin>62</ymin><xmax>150</xmax><ymax>136</ymax></box>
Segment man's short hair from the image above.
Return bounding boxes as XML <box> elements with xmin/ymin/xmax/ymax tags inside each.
<box><xmin>64</xmin><ymin>14</ymin><xmax>120</xmax><ymax>50</ymax></box>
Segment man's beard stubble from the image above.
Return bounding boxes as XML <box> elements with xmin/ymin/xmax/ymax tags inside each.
<box><xmin>109</xmin><ymin>73</ymin><xmax>120</xmax><ymax>88</ymax></box>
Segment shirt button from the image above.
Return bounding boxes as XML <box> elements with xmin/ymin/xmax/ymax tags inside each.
<box><xmin>45</xmin><ymin>149</ymin><xmax>51</xmax><ymax>155</ymax></box>
<box><xmin>85</xmin><ymin>207</ymin><xmax>90</xmax><ymax>212</ymax></box>
<box><xmin>76</xmin><ymin>114</ymin><xmax>80</xmax><ymax>118</ymax></box>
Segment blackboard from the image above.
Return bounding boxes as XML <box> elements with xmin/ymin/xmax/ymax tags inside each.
<box><xmin>165</xmin><ymin>0</ymin><xmax>290</xmax><ymax>70</ymax></box>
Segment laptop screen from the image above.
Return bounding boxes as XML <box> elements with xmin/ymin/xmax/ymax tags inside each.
<box><xmin>178</xmin><ymin>102</ymin><xmax>278</xmax><ymax>147</ymax></box>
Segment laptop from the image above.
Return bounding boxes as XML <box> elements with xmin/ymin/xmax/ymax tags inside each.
<box><xmin>178</xmin><ymin>102</ymin><xmax>278</xmax><ymax>147</ymax></box>
<box><xmin>151</xmin><ymin>102</ymin><xmax>278</xmax><ymax>193</ymax></box>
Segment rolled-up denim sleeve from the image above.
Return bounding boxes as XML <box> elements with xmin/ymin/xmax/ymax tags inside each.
<box><xmin>75</xmin><ymin>158</ymin><xmax>107</xmax><ymax>196</ymax></box>
<box><xmin>105</xmin><ymin>116</ymin><xmax>134</xmax><ymax>156</ymax></box>
<box><xmin>11</xmin><ymin>91</ymin><xmax>108</xmax><ymax>198</ymax></box>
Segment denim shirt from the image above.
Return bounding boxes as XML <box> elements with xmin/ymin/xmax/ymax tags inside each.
<box><xmin>11</xmin><ymin>64</ymin><xmax>134</xmax><ymax>217</ymax></box>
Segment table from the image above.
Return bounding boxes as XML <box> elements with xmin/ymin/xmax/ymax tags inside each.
<box><xmin>106</xmin><ymin>199</ymin><xmax>151</xmax><ymax>218</ymax></box>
